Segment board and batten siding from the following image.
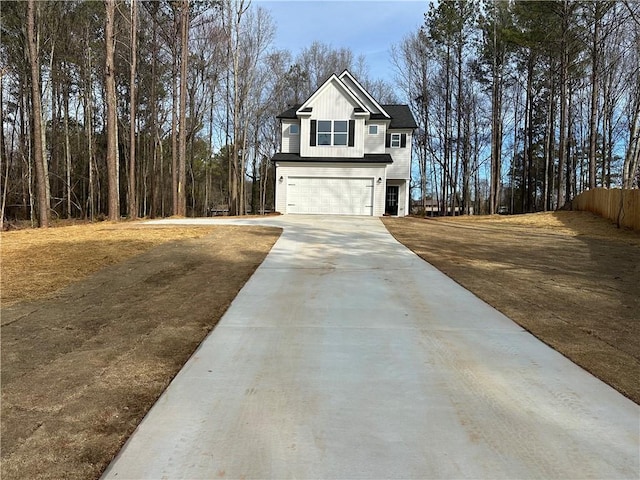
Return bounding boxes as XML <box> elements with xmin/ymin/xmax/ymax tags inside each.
<box><xmin>386</xmin><ymin>130</ymin><xmax>412</xmax><ymax>179</ymax></box>
<box><xmin>300</xmin><ymin>81</ymin><xmax>365</xmax><ymax>158</ymax></box>
<box><xmin>281</xmin><ymin>121</ymin><xmax>300</xmax><ymax>153</ymax></box>
<box><xmin>340</xmin><ymin>75</ymin><xmax>384</xmax><ymax>115</ymax></box>
<box><xmin>364</xmin><ymin>122</ymin><xmax>386</xmax><ymax>154</ymax></box>
<box><xmin>275</xmin><ymin>163</ymin><xmax>386</xmax><ymax>216</ymax></box>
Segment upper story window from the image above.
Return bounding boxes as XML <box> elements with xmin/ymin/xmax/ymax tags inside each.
<box><xmin>289</xmin><ymin>124</ymin><xmax>299</xmax><ymax>135</ymax></box>
<box><xmin>317</xmin><ymin>121</ymin><xmax>331</xmax><ymax>145</ymax></box>
<box><xmin>386</xmin><ymin>132</ymin><xmax>407</xmax><ymax>149</ymax></box>
<box><xmin>311</xmin><ymin>119</ymin><xmax>354</xmax><ymax>147</ymax></box>
<box><xmin>369</xmin><ymin>125</ymin><xmax>378</xmax><ymax>135</ymax></box>
<box><xmin>334</xmin><ymin>121</ymin><xmax>348</xmax><ymax>145</ymax></box>
<box><xmin>318</xmin><ymin>120</ymin><xmax>348</xmax><ymax>146</ymax></box>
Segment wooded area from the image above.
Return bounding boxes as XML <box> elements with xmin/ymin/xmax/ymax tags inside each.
<box><xmin>395</xmin><ymin>0</ymin><xmax>639</xmax><ymax>215</ymax></box>
<box><xmin>1</xmin><ymin>0</ymin><xmax>639</xmax><ymax>227</ymax></box>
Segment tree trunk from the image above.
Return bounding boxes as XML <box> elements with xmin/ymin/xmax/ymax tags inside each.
<box><xmin>231</xmin><ymin>3</ymin><xmax>241</xmax><ymax>216</ymax></box>
<box><xmin>526</xmin><ymin>57</ymin><xmax>535</xmax><ymax>212</ymax></box>
<box><xmin>511</xmin><ymin>80</ymin><xmax>520</xmax><ymax>214</ymax></box>
<box><xmin>453</xmin><ymin>35</ymin><xmax>463</xmax><ymax>215</ymax></box>
<box><xmin>85</xmin><ymin>25</ymin><xmax>95</xmax><ymax>221</ymax></box>
<box><xmin>557</xmin><ymin>1</ymin><xmax>570</xmax><ymax>208</ymax></box>
<box><xmin>588</xmin><ymin>3</ymin><xmax>601</xmax><ymax>190</ymax></box>
<box><xmin>63</xmin><ymin>76</ymin><xmax>72</xmax><ymax>218</ymax></box>
<box><xmin>171</xmin><ymin>8</ymin><xmax>179</xmax><ymax>215</ymax></box>
<box><xmin>50</xmin><ymin>44</ymin><xmax>59</xmax><ymax>212</ymax></box>
<box><xmin>1</xmin><ymin>72</ymin><xmax>9</xmax><ymax>229</ymax></box>
<box><xmin>177</xmin><ymin>0</ymin><xmax>189</xmax><ymax>217</ymax></box>
<box><xmin>566</xmin><ymin>84</ymin><xmax>575</xmax><ymax>202</ymax></box>
<box><xmin>522</xmin><ymin>56</ymin><xmax>533</xmax><ymax>213</ymax></box>
<box><xmin>490</xmin><ymin>68</ymin><xmax>503</xmax><ymax>214</ymax></box>
<box><xmin>442</xmin><ymin>43</ymin><xmax>451</xmax><ymax>216</ymax></box>
<box><xmin>544</xmin><ymin>77</ymin><xmax>556</xmax><ymax>211</ymax></box>
<box><xmin>149</xmin><ymin>3</ymin><xmax>159</xmax><ymax>218</ymax></box>
<box><xmin>128</xmin><ymin>0</ymin><xmax>138</xmax><ymax>218</ymax></box>
<box><xmin>231</xmin><ymin>0</ymin><xmax>254</xmax><ymax>215</ymax></box>
<box><xmin>104</xmin><ymin>0</ymin><xmax>120</xmax><ymax>221</ymax></box>
<box><xmin>623</xmin><ymin>97</ymin><xmax>640</xmax><ymax>188</ymax></box>
<box><xmin>26</xmin><ymin>0</ymin><xmax>50</xmax><ymax>227</ymax></box>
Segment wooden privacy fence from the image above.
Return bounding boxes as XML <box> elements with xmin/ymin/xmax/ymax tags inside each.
<box><xmin>573</xmin><ymin>188</ymin><xmax>640</xmax><ymax>231</ymax></box>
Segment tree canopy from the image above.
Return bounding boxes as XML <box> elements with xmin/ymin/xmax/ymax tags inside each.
<box><xmin>1</xmin><ymin>0</ymin><xmax>638</xmax><ymax>226</ymax></box>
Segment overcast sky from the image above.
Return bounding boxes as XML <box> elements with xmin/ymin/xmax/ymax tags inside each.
<box><xmin>255</xmin><ymin>0</ymin><xmax>429</xmax><ymax>85</ymax></box>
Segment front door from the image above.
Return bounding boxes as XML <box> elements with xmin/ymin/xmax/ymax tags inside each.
<box><xmin>385</xmin><ymin>185</ymin><xmax>399</xmax><ymax>216</ymax></box>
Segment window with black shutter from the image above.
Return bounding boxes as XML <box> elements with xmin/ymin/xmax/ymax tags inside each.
<box><xmin>311</xmin><ymin>120</ymin><xmax>355</xmax><ymax>146</ymax></box>
<box><xmin>310</xmin><ymin>120</ymin><xmax>317</xmax><ymax>146</ymax></box>
<box><xmin>387</xmin><ymin>133</ymin><xmax>406</xmax><ymax>148</ymax></box>
<box><xmin>348</xmin><ymin>120</ymin><xmax>355</xmax><ymax>147</ymax></box>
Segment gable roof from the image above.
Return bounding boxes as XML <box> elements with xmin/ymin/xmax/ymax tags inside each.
<box><xmin>296</xmin><ymin>74</ymin><xmax>369</xmax><ymax>116</ymax></box>
<box><xmin>338</xmin><ymin>70</ymin><xmax>390</xmax><ymax>119</ymax></box>
<box><xmin>278</xmin><ymin>103</ymin><xmax>417</xmax><ymax>129</ymax></box>
<box><xmin>275</xmin><ymin>74</ymin><xmax>417</xmax><ymax>130</ymax></box>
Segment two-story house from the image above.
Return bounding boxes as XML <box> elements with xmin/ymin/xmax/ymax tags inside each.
<box><xmin>272</xmin><ymin>70</ymin><xmax>417</xmax><ymax>216</ymax></box>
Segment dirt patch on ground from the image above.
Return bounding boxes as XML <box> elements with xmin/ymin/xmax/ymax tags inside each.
<box><xmin>383</xmin><ymin>211</ymin><xmax>640</xmax><ymax>405</ymax></box>
<box><xmin>1</xmin><ymin>223</ymin><xmax>281</xmax><ymax>480</ymax></box>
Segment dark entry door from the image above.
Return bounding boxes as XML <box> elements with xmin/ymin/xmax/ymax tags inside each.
<box><xmin>385</xmin><ymin>185</ymin><xmax>399</xmax><ymax>216</ymax></box>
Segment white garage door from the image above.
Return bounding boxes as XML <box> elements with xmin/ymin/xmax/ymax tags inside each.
<box><xmin>287</xmin><ymin>177</ymin><xmax>374</xmax><ymax>215</ymax></box>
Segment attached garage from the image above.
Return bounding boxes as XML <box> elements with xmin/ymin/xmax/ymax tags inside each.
<box><xmin>286</xmin><ymin>177</ymin><xmax>374</xmax><ymax>215</ymax></box>
<box><xmin>273</xmin><ymin>155</ymin><xmax>392</xmax><ymax>216</ymax></box>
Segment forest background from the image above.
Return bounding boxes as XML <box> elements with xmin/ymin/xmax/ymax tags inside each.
<box><xmin>1</xmin><ymin>0</ymin><xmax>639</xmax><ymax>228</ymax></box>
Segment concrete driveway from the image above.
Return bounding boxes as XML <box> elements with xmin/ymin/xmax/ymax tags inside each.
<box><xmin>102</xmin><ymin>215</ymin><xmax>639</xmax><ymax>479</ymax></box>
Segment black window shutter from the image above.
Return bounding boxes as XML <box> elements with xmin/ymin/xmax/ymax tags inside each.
<box><xmin>310</xmin><ymin>120</ymin><xmax>316</xmax><ymax>146</ymax></box>
<box><xmin>348</xmin><ymin>120</ymin><xmax>355</xmax><ymax>147</ymax></box>
<box><xmin>401</xmin><ymin>133</ymin><xmax>407</xmax><ymax>148</ymax></box>
<box><xmin>385</xmin><ymin>134</ymin><xmax>391</xmax><ymax>148</ymax></box>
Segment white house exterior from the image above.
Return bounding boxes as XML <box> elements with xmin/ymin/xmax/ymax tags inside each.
<box><xmin>273</xmin><ymin>70</ymin><xmax>417</xmax><ymax>216</ymax></box>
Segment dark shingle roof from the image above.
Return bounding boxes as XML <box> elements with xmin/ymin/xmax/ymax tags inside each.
<box><xmin>272</xmin><ymin>153</ymin><xmax>393</xmax><ymax>164</ymax></box>
<box><xmin>380</xmin><ymin>105</ymin><xmax>418</xmax><ymax>129</ymax></box>
<box><xmin>276</xmin><ymin>105</ymin><xmax>302</xmax><ymax>119</ymax></box>
<box><xmin>276</xmin><ymin>104</ymin><xmax>417</xmax><ymax>130</ymax></box>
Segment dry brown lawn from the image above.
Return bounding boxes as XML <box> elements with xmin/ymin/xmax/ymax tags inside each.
<box><xmin>3</xmin><ymin>222</ymin><xmax>227</xmax><ymax>306</ymax></box>
<box><xmin>1</xmin><ymin>222</ymin><xmax>281</xmax><ymax>480</ymax></box>
<box><xmin>2</xmin><ymin>212</ymin><xmax>638</xmax><ymax>479</ymax></box>
<box><xmin>383</xmin><ymin>211</ymin><xmax>640</xmax><ymax>405</ymax></box>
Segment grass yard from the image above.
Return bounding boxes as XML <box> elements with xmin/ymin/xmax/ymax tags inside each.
<box><xmin>0</xmin><ymin>222</ymin><xmax>281</xmax><ymax>480</ymax></box>
<box><xmin>383</xmin><ymin>211</ymin><xmax>640</xmax><ymax>405</ymax></box>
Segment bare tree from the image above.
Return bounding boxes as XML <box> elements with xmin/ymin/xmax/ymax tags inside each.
<box><xmin>587</xmin><ymin>2</ymin><xmax>606</xmax><ymax>189</ymax></box>
<box><xmin>622</xmin><ymin>1</ymin><xmax>640</xmax><ymax>188</ymax></box>
<box><xmin>128</xmin><ymin>0</ymin><xmax>138</xmax><ymax>218</ymax></box>
<box><xmin>176</xmin><ymin>0</ymin><xmax>189</xmax><ymax>216</ymax></box>
<box><xmin>392</xmin><ymin>31</ymin><xmax>433</xmax><ymax>213</ymax></box>
<box><xmin>480</xmin><ymin>0</ymin><xmax>509</xmax><ymax>214</ymax></box>
<box><xmin>1</xmin><ymin>67</ymin><xmax>10</xmax><ymax>229</ymax></box>
<box><xmin>104</xmin><ymin>0</ymin><xmax>119</xmax><ymax>221</ymax></box>
<box><xmin>555</xmin><ymin>0</ymin><xmax>581</xmax><ymax>206</ymax></box>
<box><xmin>26</xmin><ymin>0</ymin><xmax>50</xmax><ymax>227</ymax></box>
<box><xmin>229</xmin><ymin>0</ymin><xmax>249</xmax><ymax>215</ymax></box>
